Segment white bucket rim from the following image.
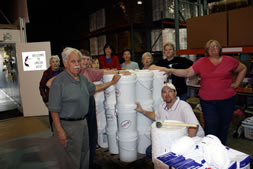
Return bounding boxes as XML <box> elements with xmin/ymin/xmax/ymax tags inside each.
<box><xmin>93</xmin><ymin>81</ymin><xmax>103</xmax><ymax>85</ymax></box>
<box><xmin>117</xmin><ymin>131</ymin><xmax>138</xmax><ymax>139</ymax></box>
<box><xmin>104</xmin><ymin>103</ymin><xmax>116</xmax><ymax>109</ymax></box>
<box><xmin>116</xmin><ymin>104</ymin><xmax>137</xmax><ymax>110</ymax></box>
<box><xmin>106</xmin><ymin>127</ymin><xmax>118</xmax><ymax>134</ymax></box>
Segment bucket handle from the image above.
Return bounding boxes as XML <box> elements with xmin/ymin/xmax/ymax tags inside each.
<box><xmin>105</xmin><ymin>86</ymin><xmax>115</xmax><ymax>93</ymax></box>
<box><xmin>117</xmin><ymin>136</ymin><xmax>137</xmax><ymax>151</ymax></box>
<box><xmin>117</xmin><ymin>137</ymin><xmax>136</xmax><ymax>151</ymax></box>
<box><xmin>136</xmin><ymin>80</ymin><xmax>153</xmax><ymax>91</ymax></box>
<box><xmin>119</xmin><ymin>145</ymin><xmax>136</xmax><ymax>152</ymax></box>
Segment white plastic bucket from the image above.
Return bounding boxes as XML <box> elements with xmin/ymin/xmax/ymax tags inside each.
<box><xmin>106</xmin><ymin>127</ymin><xmax>119</xmax><ymax>154</ymax></box>
<box><xmin>96</xmin><ymin>109</ymin><xmax>107</xmax><ymax>133</ymax></box>
<box><xmin>137</xmin><ymin>112</ymin><xmax>153</xmax><ymax>131</ymax></box>
<box><xmin>117</xmin><ymin>131</ymin><xmax>138</xmax><ymax>162</ymax></box>
<box><xmin>137</xmin><ymin>127</ymin><xmax>151</xmax><ymax>154</ymax></box>
<box><xmin>151</xmin><ymin>120</ymin><xmax>187</xmax><ymax>161</ymax></box>
<box><xmin>137</xmin><ymin>100</ymin><xmax>153</xmax><ymax>130</ymax></box>
<box><xmin>116</xmin><ymin>104</ymin><xmax>137</xmax><ymax>133</ymax></box>
<box><xmin>104</xmin><ymin>103</ymin><xmax>118</xmax><ymax>129</ymax></box>
<box><xmin>94</xmin><ymin>81</ymin><xmax>105</xmax><ymax>105</ymax></box>
<box><xmin>104</xmin><ymin>86</ymin><xmax>116</xmax><ymax>105</ymax></box>
<box><xmin>116</xmin><ymin>74</ymin><xmax>136</xmax><ymax>105</ymax></box>
<box><xmin>103</xmin><ymin>74</ymin><xmax>117</xmax><ymax>104</ymax></box>
<box><xmin>96</xmin><ymin>103</ymin><xmax>105</xmax><ymax>114</ymax></box>
<box><xmin>135</xmin><ymin>70</ymin><xmax>153</xmax><ymax>102</ymax></box>
<box><xmin>137</xmin><ymin>101</ymin><xmax>152</xmax><ymax>154</ymax></box>
<box><xmin>152</xmin><ymin>70</ymin><xmax>168</xmax><ymax>112</ymax></box>
<box><xmin>97</xmin><ymin>129</ymin><xmax>108</xmax><ymax>148</ymax></box>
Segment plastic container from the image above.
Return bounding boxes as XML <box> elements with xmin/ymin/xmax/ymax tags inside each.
<box><xmin>116</xmin><ymin>104</ymin><xmax>137</xmax><ymax>133</ymax></box>
<box><xmin>106</xmin><ymin>127</ymin><xmax>119</xmax><ymax>154</ymax></box>
<box><xmin>151</xmin><ymin>120</ymin><xmax>187</xmax><ymax>161</ymax></box>
<box><xmin>242</xmin><ymin>116</ymin><xmax>253</xmax><ymax>140</ymax></box>
<box><xmin>135</xmin><ymin>70</ymin><xmax>153</xmax><ymax>102</ymax></box>
<box><xmin>117</xmin><ymin>131</ymin><xmax>138</xmax><ymax>162</ymax></box>
<box><xmin>115</xmin><ymin>73</ymin><xmax>136</xmax><ymax>105</ymax></box>
<box><xmin>103</xmin><ymin>74</ymin><xmax>117</xmax><ymax>104</ymax></box>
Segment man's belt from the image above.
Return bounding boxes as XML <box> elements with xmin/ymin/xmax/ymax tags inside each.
<box><xmin>60</xmin><ymin>116</ymin><xmax>86</xmax><ymax>121</ymax></box>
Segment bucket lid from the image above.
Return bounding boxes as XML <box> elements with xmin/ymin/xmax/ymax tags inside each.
<box><xmin>152</xmin><ymin>70</ymin><xmax>167</xmax><ymax>76</ymax></box>
<box><xmin>116</xmin><ymin>104</ymin><xmax>137</xmax><ymax>110</ymax></box>
<box><xmin>118</xmin><ymin>73</ymin><xmax>136</xmax><ymax>81</ymax></box>
<box><xmin>93</xmin><ymin>81</ymin><xmax>103</xmax><ymax>85</ymax></box>
<box><xmin>135</xmin><ymin>70</ymin><xmax>153</xmax><ymax>78</ymax></box>
<box><xmin>117</xmin><ymin>131</ymin><xmax>138</xmax><ymax>140</ymax></box>
<box><xmin>138</xmin><ymin>99</ymin><xmax>154</xmax><ymax>106</ymax></box>
<box><xmin>103</xmin><ymin>74</ymin><xmax>114</xmax><ymax>82</ymax></box>
<box><xmin>242</xmin><ymin>116</ymin><xmax>253</xmax><ymax>126</ymax></box>
<box><xmin>104</xmin><ymin>103</ymin><xmax>116</xmax><ymax>109</ymax></box>
<box><xmin>106</xmin><ymin>127</ymin><xmax>118</xmax><ymax>134</ymax></box>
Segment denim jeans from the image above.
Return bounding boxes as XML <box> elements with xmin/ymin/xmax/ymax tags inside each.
<box><xmin>179</xmin><ymin>93</ymin><xmax>188</xmax><ymax>101</ymax></box>
<box><xmin>200</xmin><ymin>95</ymin><xmax>236</xmax><ymax>145</ymax></box>
<box><xmin>146</xmin><ymin>145</ymin><xmax>152</xmax><ymax>159</ymax></box>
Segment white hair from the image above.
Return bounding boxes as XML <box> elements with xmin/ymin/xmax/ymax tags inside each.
<box><xmin>61</xmin><ymin>47</ymin><xmax>81</xmax><ymax>62</ymax></box>
<box><xmin>49</xmin><ymin>55</ymin><xmax>60</xmax><ymax>63</ymax></box>
<box><xmin>142</xmin><ymin>52</ymin><xmax>153</xmax><ymax>62</ymax></box>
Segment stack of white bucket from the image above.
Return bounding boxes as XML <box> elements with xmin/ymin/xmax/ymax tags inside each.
<box><xmin>93</xmin><ymin>81</ymin><xmax>108</xmax><ymax>148</ymax></box>
<box><xmin>103</xmin><ymin>75</ymin><xmax>119</xmax><ymax>154</ymax></box>
<box><xmin>116</xmin><ymin>73</ymin><xmax>138</xmax><ymax>162</ymax></box>
<box><xmin>135</xmin><ymin>70</ymin><xmax>154</xmax><ymax>154</ymax></box>
<box><xmin>102</xmin><ymin>70</ymin><xmax>168</xmax><ymax>162</ymax></box>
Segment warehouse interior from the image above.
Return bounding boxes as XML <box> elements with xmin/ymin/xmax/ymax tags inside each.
<box><xmin>1</xmin><ymin>0</ymin><xmax>253</xmax><ymax>168</ymax></box>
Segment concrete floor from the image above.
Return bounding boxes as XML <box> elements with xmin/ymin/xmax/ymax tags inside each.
<box><xmin>0</xmin><ymin>115</ymin><xmax>252</xmax><ymax>169</ymax></box>
<box><xmin>0</xmin><ymin>89</ymin><xmax>252</xmax><ymax>169</ymax></box>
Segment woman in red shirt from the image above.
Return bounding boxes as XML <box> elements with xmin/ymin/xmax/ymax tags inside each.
<box><xmin>99</xmin><ymin>43</ymin><xmax>121</xmax><ymax>70</ymax></box>
<box><xmin>159</xmin><ymin>40</ymin><xmax>247</xmax><ymax>144</ymax></box>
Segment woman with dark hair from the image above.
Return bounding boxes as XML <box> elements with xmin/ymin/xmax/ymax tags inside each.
<box><xmin>121</xmin><ymin>48</ymin><xmax>139</xmax><ymax>70</ymax></box>
<box><xmin>98</xmin><ymin>43</ymin><xmax>121</xmax><ymax>70</ymax></box>
<box><xmin>160</xmin><ymin>40</ymin><xmax>247</xmax><ymax>145</ymax></box>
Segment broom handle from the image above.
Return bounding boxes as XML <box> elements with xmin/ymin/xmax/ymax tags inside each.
<box><xmin>163</xmin><ymin>122</ymin><xmax>197</xmax><ymax>128</ymax></box>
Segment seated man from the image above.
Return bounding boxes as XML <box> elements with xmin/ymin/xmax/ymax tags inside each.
<box><xmin>136</xmin><ymin>82</ymin><xmax>204</xmax><ymax>158</ymax></box>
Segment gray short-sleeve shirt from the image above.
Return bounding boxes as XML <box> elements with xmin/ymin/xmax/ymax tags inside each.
<box><xmin>48</xmin><ymin>71</ymin><xmax>96</xmax><ymax>119</ymax></box>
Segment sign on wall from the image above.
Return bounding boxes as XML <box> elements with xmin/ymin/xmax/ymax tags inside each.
<box><xmin>22</xmin><ymin>51</ymin><xmax>47</xmax><ymax>71</ymax></box>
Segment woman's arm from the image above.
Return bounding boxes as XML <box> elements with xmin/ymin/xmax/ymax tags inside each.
<box><xmin>231</xmin><ymin>62</ymin><xmax>247</xmax><ymax>88</ymax></box>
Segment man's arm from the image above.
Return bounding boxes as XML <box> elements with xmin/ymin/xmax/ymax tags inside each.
<box><xmin>95</xmin><ymin>74</ymin><xmax>121</xmax><ymax>92</ymax></box>
<box><xmin>135</xmin><ymin>102</ymin><xmax>155</xmax><ymax>121</ymax></box>
<box><xmin>51</xmin><ymin>112</ymin><xmax>67</xmax><ymax>147</ymax></box>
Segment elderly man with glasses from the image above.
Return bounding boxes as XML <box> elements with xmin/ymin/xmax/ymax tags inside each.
<box><xmin>48</xmin><ymin>47</ymin><xmax>120</xmax><ymax>169</ymax></box>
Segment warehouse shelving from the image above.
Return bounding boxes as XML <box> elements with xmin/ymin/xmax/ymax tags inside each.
<box><xmin>177</xmin><ymin>46</ymin><xmax>253</xmax><ymax>55</ymax></box>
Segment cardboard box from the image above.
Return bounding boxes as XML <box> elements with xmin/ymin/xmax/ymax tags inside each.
<box><xmin>187</xmin><ymin>12</ymin><xmax>228</xmax><ymax>49</ymax></box>
<box><xmin>228</xmin><ymin>6</ymin><xmax>253</xmax><ymax>47</ymax></box>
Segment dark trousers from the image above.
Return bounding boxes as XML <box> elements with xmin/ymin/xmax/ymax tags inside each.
<box><xmin>87</xmin><ymin>96</ymin><xmax>98</xmax><ymax>169</ymax></box>
<box><xmin>146</xmin><ymin>145</ymin><xmax>152</xmax><ymax>159</ymax></box>
<box><xmin>200</xmin><ymin>95</ymin><xmax>236</xmax><ymax>145</ymax></box>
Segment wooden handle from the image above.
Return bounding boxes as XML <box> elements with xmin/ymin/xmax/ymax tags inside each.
<box><xmin>163</xmin><ymin>122</ymin><xmax>198</xmax><ymax>128</ymax></box>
